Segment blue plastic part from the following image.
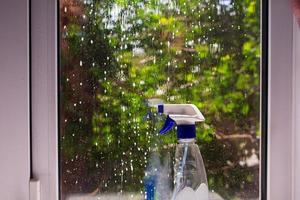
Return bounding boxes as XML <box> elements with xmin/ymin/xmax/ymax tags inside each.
<box><xmin>144</xmin><ymin>176</ymin><xmax>156</xmax><ymax>200</ymax></box>
<box><xmin>177</xmin><ymin>125</ymin><xmax>196</xmax><ymax>139</ymax></box>
<box><xmin>159</xmin><ymin>115</ymin><xmax>175</xmax><ymax>134</ymax></box>
<box><xmin>158</xmin><ymin>104</ymin><xmax>164</xmax><ymax>114</ymax></box>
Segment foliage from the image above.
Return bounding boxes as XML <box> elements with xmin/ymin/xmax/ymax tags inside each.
<box><xmin>60</xmin><ymin>0</ymin><xmax>260</xmax><ymax>199</ymax></box>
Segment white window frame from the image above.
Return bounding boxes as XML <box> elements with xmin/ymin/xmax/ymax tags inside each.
<box><xmin>30</xmin><ymin>0</ymin><xmax>58</xmax><ymax>200</ymax></box>
<box><xmin>0</xmin><ymin>0</ymin><xmax>30</xmax><ymax>199</ymax></box>
<box><xmin>267</xmin><ymin>0</ymin><xmax>300</xmax><ymax>199</ymax></box>
<box><xmin>292</xmin><ymin>16</ymin><xmax>300</xmax><ymax>200</ymax></box>
<box><xmin>267</xmin><ymin>0</ymin><xmax>293</xmax><ymax>199</ymax></box>
<box><xmin>28</xmin><ymin>0</ymin><xmax>300</xmax><ymax>199</ymax></box>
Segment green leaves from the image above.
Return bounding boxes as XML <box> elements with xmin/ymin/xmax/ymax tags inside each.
<box><xmin>60</xmin><ymin>0</ymin><xmax>261</xmax><ymax>197</ymax></box>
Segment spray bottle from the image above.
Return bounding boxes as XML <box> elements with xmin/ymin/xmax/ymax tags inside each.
<box><xmin>157</xmin><ymin>104</ymin><xmax>209</xmax><ymax>200</ymax></box>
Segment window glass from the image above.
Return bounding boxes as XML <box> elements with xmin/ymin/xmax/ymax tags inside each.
<box><xmin>59</xmin><ymin>0</ymin><xmax>261</xmax><ymax>199</ymax></box>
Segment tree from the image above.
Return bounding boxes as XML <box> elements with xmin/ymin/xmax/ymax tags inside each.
<box><xmin>60</xmin><ymin>0</ymin><xmax>260</xmax><ymax>199</ymax></box>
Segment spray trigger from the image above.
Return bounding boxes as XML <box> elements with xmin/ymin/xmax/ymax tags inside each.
<box><xmin>159</xmin><ymin>115</ymin><xmax>175</xmax><ymax>134</ymax></box>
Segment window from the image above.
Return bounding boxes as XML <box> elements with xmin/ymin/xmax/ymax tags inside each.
<box><xmin>59</xmin><ymin>0</ymin><xmax>261</xmax><ymax>199</ymax></box>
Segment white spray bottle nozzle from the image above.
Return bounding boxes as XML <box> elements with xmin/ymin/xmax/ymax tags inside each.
<box><xmin>157</xmin><ymin>104</ymin><xmax>205</xmax><ymax>138</ymax></box>
<box><xmin>158</xmin><ymin>104</ymin><xmax>205</xmax><ymax>125</ymax></box>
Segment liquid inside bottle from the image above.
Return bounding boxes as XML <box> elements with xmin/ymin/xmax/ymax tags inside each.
<box><xmin>172</xmin><ymin>139</ymin><xmax>209</xmax><ymax>200</ymax></box>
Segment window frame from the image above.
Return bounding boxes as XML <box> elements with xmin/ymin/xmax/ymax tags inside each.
<box><xmin>28</xmin><ymin>0</ymin><xmax>298</xmax><ymax>199</ymax></box>
<box><xmin>0</xmin><ymin>0</ymin><xmax>31</xmax><ymax>199</ymax></box>
<box><xmin>30</xmin><ymin>0</ymin><xmax>58</xmax><ymax>200</ymax></box>
<box><xmin>292</xmin><ymin>16</ymin><xmax>300</xmax><ymax>199</ymax></box>
<box><xmin>267</xmin><ymin>0</ymin><xmax>295</xmax><ymax>199</ymax></box>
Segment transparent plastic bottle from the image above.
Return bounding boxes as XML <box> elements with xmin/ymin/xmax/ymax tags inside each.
<box><xmin>172</xmin><ymin>139</ymin><xmax>209</xmax><ymax>200</ymax></box>
<box><xmin>154</xmin><ymin>104</ymin><xmax>209</xmax><ymax>200</ymax></box>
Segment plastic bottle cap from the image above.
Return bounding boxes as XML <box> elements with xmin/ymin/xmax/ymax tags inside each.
<box><xmin>177</xmin><ymin>125</ymin><xmax>196</xmax><ymax>139</ymax></box>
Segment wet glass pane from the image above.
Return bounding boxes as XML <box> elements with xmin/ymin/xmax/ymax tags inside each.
<box><xmin>59</xmin><ymin>0</ymin><xmax>261</xmax><ymax>199</ymax></box>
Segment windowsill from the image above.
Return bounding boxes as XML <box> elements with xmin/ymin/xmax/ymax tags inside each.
<box><xmin>66</xmin><ymin>192</ymin><xmax>224</xmax><ymax>200</ymax></box>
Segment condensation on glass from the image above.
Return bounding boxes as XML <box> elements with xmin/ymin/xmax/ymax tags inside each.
<box><xmin>59</xmin><ymin>0</ymin><xmax>261</xmax><ymax>199</ymax></box>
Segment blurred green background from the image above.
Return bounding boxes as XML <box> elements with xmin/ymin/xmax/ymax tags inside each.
<box><xmin>59</xmin><ymin>0</ymin><xmax>260</xmax><ymax>199</ymax></box>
